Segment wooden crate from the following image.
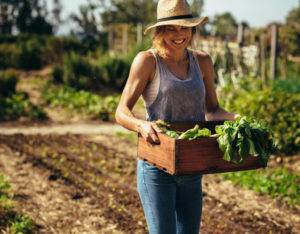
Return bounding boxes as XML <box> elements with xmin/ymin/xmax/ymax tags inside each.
<box><xmin>137</xmin><ymin>121</ymin><xmax>267</xmax><ymax>175</ymax></box>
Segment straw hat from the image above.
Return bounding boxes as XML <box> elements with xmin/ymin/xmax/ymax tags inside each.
<box><xmin>144</xmin><ymin>0</ymin><xmax>208</xmax><ymax>35</ymax></box>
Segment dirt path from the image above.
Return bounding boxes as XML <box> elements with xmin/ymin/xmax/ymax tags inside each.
<box><xmin>0</xmin><ymin>121</ymin><xmax>130</xmax><ymax>135</ymax></box>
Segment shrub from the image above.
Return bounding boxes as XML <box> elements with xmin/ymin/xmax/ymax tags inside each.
<box><xmin>97</xmin><ymin>55</ymin><xmax>130</xmax><ymax>90</ymax></box>
<box><xmin>13</xmin><ymin>38</ymin><xmax>45</xmax><ymax>70</ymax></box>
<box><xmin>0</xmin><ymin>43</ymin><xmax>15</xmax><ymax>69</ymax></box>
<box><xmin>0</xmin><ymin>70</ymin><xmax>18</xmax><ymax>98</ymax></box>
<box><xmin>51</xmin><ymin>64</ymin><xmax>64</xmax><ymax>84</ymax></box>
<box><xmin>62</xmin><ymin>52</ymin><xmax>100</xmax><ymax>90</ymax></box>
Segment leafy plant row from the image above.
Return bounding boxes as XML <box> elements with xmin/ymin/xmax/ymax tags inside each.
<box><xmin>0</xmin><ymin>93</ymin><xmax>48</xmax><ymax>121</ymax></box>
<box><xmin>0</xmin><ymin>70</ymin><xmax>48</xmax><ymax>121</ymax></box>
<box><xmin>42</xmin><ymin>87</ymin><xmax>120</xmax><ymax>121</ymax></box>
<box><xmin>218</xmin><ymin>168</ymin><xmax>300</xmax><ymax>207</ymax></box>
<box><xmin>0</xmin><ymin>174</ymin><xmax>34</xmax><ymax>233</ymax></box>
<box><xmin>219</xmin><ymin>78</ymin><xmax>300</xmax><ymax>155</ymax></box>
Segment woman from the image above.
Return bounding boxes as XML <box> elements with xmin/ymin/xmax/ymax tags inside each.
<box><xmin>115</xmin><ymin>0</ymin><xmax>238</xmax><ymax>233</ymax></box>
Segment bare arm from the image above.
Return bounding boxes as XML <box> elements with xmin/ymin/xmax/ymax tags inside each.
<box><xmin>197</xmin><ymin>52</ymin><xmax>238</xmax><ymax>121</ymax></box>
<box><xmin>115</xmin><ymin>51</ymin><xmax>162</xmax><ymax>143</ymax></box>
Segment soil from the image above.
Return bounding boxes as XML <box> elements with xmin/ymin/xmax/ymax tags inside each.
<box><xmin>0</xmin><ymin>77</ymin><xmax>299</xmax><ymax>233</ymax></box>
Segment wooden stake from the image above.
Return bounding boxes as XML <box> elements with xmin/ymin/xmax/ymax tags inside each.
<box><xmin>122</xmin><ymin>24</ymin><xmax>128</xmax><ymax>54</ymax></box>
<box><xmin>260</xmin><ymin>35</ymin><xmax>267</xmax><ymax>84</ymax></box>
<box><xmin>237</xmin><ymin>23</ymin><xmax>244</xmax><ymax>46</ymax></box>
<box><xmin>270</xmin><ymin>24</ymin><xmax>278</xmax><ymax>80</ymax></box>
<box><xmin>108</xmin><ymin>24</ymin><xmax>114</xmax><ymax>55</ymax></box>
<box><xmin>137</xmin><ymin>22</ymin><xmax>143</xmax><ymax>46</ymax></box>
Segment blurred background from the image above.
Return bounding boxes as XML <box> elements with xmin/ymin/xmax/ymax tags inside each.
<box><xmin>0</xmin><ymin>0</ymin><xmax>300</xmax><ymax>233</ymax></box>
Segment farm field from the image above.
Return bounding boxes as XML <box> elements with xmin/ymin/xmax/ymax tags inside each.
<box><xmin>0</xmin><ymin>101</ymin><xmax>299</xmax><ymax>233</ymax></box>
<box><xmin>0</xmin><ymin>69</ymin><xmax>299</xmax><ymax>233</ymax></box>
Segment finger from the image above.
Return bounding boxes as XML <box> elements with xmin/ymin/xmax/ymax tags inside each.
<box><xmin>152</xmin><ymin>123</ymin><xmax>163</xmax><ymax>133</ymax></box>
<box><xmin>150</xmin><ymin>132</ymin><xmax>160</xmax><ymax>143</ymax></box>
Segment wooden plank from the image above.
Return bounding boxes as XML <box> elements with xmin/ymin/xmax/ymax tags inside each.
<box><xmin>137</xmin><ymin>133</ymin><xmax>176</xmax><ymax>174</ymax></box>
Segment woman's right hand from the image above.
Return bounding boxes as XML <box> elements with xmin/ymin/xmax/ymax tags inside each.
<box><xmin>138</xmin><ymin>121</ymin><xmax>163</xmax><ymax>144</ymax></box>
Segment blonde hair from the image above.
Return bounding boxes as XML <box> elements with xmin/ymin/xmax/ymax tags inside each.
<box><xmin>151</xmin><ymin>26</ymin><xmax>197</xmax><ymax>57</ymax></box>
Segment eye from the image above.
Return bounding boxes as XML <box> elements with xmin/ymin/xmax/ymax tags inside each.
<box><xmin>166</xmin><ymin>27</ymin><xmax>175</xmax><ymax>31</ymax></box>
<box><xmin>181</xmin><ymin>27</ymin><xmax>189</xmax><ymax>30</ymax></box>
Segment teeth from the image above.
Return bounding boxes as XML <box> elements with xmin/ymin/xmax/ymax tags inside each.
<box><xmin>173</xmin><ymin>39</ymin><xmax>185</xmax><ymax>44</ymax></box>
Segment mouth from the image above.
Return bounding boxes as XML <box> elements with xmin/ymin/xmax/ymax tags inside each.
<box><xmin>172</xmin><ymin>39</ymin><xmax>186</xmax><ymax>45</ymax></box>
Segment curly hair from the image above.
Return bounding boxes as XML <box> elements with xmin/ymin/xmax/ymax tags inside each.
<box><xmin>151</xmin><ymin>26</ymin><xmax>197</xmax><ymax>57</ymax></box>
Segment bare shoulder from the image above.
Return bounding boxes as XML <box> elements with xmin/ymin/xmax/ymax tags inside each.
<box><xmin>193</xmin><ymin>50</ymin><xmax>214</xmax><ymax>79</ymax></box>
<box><xmin>131</xmin><ymin>50</ymin><xmax>156</xmax><ymax>82</ymax></box>
<box><xmin>132</xmin><ymin>50</ymin><xmax>156</xmax><ymax>69</ymax></box>
<box><xmin>194</xmin><ymin>50</ymin><xmax>213</xmax><ymax>66</ymax></box>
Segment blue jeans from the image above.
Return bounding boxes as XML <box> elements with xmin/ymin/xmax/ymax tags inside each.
<box><xmin>137</xmin><ymin>159</ymin><xmax>203</xmax><ymax>234</ymax></box>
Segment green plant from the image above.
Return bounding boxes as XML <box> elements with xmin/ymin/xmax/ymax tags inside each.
<box><xmin>97</xmin><ymin>54</ymin><xmax>131</xmax><ymax>90</ymax></box>
<box><xmin>0</xmin><ymin>174</ymin><xmax>13</xmax><ymax>211</ymax></box>
<box><xmin>218</xmin><ymin>168</ymin><xmax>300</xmax><ymax>206</ymax></box>
<box><xmin>51</xmin><ymin>64</ymin><xmax>64</xmax><ymax>84</ymax></box>
<box><xmin>0</xmin><ymin>174</ymin><xmax>10</xmax><ymax>191</ymax></box>
<box><xmin>10</xmin><ymin>214</ymin><xmax>34</xmax><ymax>234</ymax></box>
<box><xmin>0</xmin><ymin>93</ymin><xmax>48</xmax><ymax>121</ymax></box>
<box><xmin>42</xmin><ymin>87</ymin><xmax>120</xmax><ymax>121</ymax></box>
<box><xmin>0</xmin><ymin>174</ymin><xmax>34</xmax><ymax>233</ymax></box>
<box><xmin>0</xmin><ymin>70</ymin><xmax>18</xmax><ymax>98</ymax></box>
<box><xmin>62</xmin><ymin>52</ymin><xmax>99</xmax><ymax>90</ymax></box>
<box><xmin>13</xmin><ymin>37</ymin><xmax>45</xmax><ymax>70</ymax></box>
<box><xmin>215</xmin><ymin>116</ymin><xmax>273</xmax><ymax>165</ymax></box>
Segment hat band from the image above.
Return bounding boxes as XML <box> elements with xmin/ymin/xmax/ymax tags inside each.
<box><xmin>157</xmin><ymin>14</ymin><xmax>193</xmax><ymax>22</ymax></box>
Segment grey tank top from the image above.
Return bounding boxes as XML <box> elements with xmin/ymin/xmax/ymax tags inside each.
<box><xmin>145</xmin><ymin>49</ymin><xmax>206</xmax><ymax>123</ymax></box>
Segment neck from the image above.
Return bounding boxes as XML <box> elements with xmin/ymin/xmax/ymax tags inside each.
<box><xmin>162</xmin><ymin>48</ymin><xmax>188</xmax><ymax>62</ymax></box>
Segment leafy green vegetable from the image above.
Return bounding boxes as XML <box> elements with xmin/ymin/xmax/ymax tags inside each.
<box><xmin>164</xmin><ymin>130</ymin><xmax>180</xmax><ymax>138</ymax></box>
<box><xmin>155</xmin><ymin>121</ymin><xmax>211</xmax><ymax>140</ymax></box>
<box><xmin>178</xmin><ymin>125</ymin><xmax>211</xmax><ymax>139</ymax></box>
<box><xmin>215</xmin><ymin>116</ymin><xmax>273</xmax><ymax>165</ymax></box>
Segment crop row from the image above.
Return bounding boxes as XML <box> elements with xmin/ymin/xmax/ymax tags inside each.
<box><xmin>1</xmin><ymin>134</ymin><xmax>146</xmax><ymax>232</ymax></box>
<box><xmin>42</xmin><ymin>87</ymin><xmax>120</xmax><ymax>121</ymax></box>
<box><xmin>0</xmin><ymin>174</ymin><xmax>35</xmax><ymax>233</ymax></box>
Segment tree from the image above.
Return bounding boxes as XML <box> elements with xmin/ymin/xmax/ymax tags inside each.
<box><xmin>189</xmin><ymin>0</ymin><xmax>204</xmax><ymax>17</ymax></box>
<box><xmin>0</xmin><ymin>0</ymin><xmax>56</xmax><ymax>34</ymax></box>
<box><xmin>70</xmin><ymin>3</ymin><xmax>99</xmax><ymax>40</ymax></box>
<box><xmin>100</xmin><ymin>0</ymin><xmax>156</xmax><ymax>26</ymax></box>
<box><xmin>212</xmin><ymin>12</ymin><xmax>238</xmax><ymax>40</ymax></box>
<box><xmin>284</xmin><ymin>7</ymin><xmax>300</xmax><ymax>56</ymax></box>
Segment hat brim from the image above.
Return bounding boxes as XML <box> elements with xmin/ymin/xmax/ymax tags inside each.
<box><xmin>144</xmin><ymin>16</ymin><xmax>208</xmax><ymax>35</ymax></box>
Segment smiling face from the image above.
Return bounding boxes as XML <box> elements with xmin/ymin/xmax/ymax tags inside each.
<box><xmin>163</xmin><ymin>25</ymin><xmax>192</xmax><ymax>50</ymax></box>
<box><xmin>152</xmin><ymin>25</ymin><xmax>195</xmax><ymax>55</ymax></box>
